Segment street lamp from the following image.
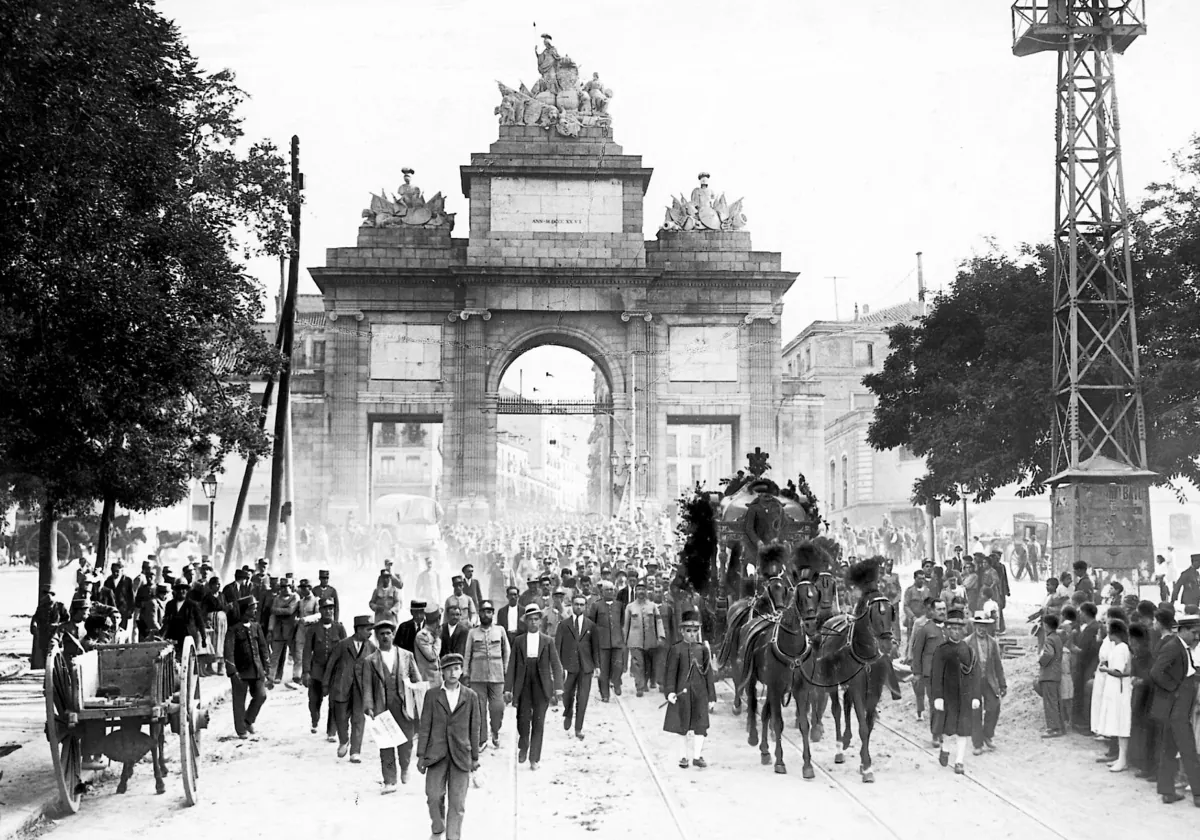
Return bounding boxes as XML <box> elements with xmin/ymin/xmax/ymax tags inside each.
<box><xmin>201</xmin><ymin>473</ymin><xmax>218</xmax><ymax>559</ymax></box>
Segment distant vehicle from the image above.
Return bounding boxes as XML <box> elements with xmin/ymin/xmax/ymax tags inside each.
<box><xmin>373</xmin><ymin>494</ymin><xmax>445</xmax><ymax>558</ymax></box>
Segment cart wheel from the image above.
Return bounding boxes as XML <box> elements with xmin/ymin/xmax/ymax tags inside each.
<box><xmin>44</xmin><ymin>642</ymin><xmax>83</xmax><ymax>814</ymax></box>
<box><xmin>179</xmin><ymin>637</ymin><xmax>201</xmax><ymax>806</ymax></box>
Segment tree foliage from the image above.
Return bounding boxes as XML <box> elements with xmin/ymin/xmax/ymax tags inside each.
<box><xmin>0</xmin><ymin>1</ymin><xmax>287</xmax><ymax>530</ymax></box>
<box><xmin>865</xmin><ymin>135</ymin><xmax>1200</xmax><ymax>505</ymax></box>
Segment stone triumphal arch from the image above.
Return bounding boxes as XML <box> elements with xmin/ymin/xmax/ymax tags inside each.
<box><xmin>309</xmin><ymin>40</ymin><xmax>798</xmax><ymax>523</ymax></box>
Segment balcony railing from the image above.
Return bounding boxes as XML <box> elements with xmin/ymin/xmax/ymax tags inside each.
<box><xmin>495</xmin><ymin>397</ymin><xmax>614</xmax><ymax>415</ymax></box>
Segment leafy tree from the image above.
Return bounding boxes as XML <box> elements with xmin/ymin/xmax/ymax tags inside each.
<box><xmin>865</xmin><ymin>135</ymin><xmax>1200</xmax><ymax>505</ymax></box>
<box><xmin>0</xmin><ymin>1</ymin><xmax>287</xmax><ymax>591</ymax></box>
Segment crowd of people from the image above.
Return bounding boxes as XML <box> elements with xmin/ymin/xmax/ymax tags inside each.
<box><xmin>26</xmin><ymin>516</ymin><xmax>1200</xmax><ymax>835</ymax></box>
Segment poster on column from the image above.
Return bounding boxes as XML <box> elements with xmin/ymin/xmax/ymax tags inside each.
<box><xmin>370</xmin><ymin>325</ymin><xmax>442</xmax><ymax>380</ymax></box>
<box><xmin>668</xmin><ymin>326</ymin><xmax>738</xmax><ymax>381</ymax></box>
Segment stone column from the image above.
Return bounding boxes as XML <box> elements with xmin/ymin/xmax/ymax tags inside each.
<box><xmin>445</xmin><ymin>309</ymin><xmax>491</xmax><ymax>520</ymax></box>
<box><xmin>745</xmin><ymin>313</ymin><xmax>780</xmax><ymax>457</ymax></box>
<box><xmin>622</xmin><ymin>310</ymin><xmax>654</xmax><ymax>518</ymax></box>
<box><xmin>325</xmin><ymin>308</ymin><xmax>366</xmax><ymax>521</ymax></box>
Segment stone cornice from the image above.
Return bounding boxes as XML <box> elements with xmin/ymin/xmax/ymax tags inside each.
<box><xmin>460</xmin><ymin>163</ymin><xmax>654</xmax><ymax>198</ymax></box>
<box><xmin>310</xmin><ymin>265</ymin><xmax>798</xmax><ymax>292</ymax></box>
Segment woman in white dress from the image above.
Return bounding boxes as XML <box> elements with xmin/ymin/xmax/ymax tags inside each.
<box><xmin>1093</xmin><ymin>619</ymin><xmax>1132</xmax><ymax>771</ymax></box>
<box><xmin>1090</xmin><ymin>627</ymin><xmax>1112</xmax><ymax>734</ymax></box>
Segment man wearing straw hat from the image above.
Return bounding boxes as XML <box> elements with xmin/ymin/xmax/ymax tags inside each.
<box><xmin>504</xmin><ymin>603</ymin><xmax>564</xmax><ymax>770</ymax></box>
<box><xmin>418</xmin><ymin>652</ymin><xmax>480</xmax><ymax>840</ymax></box>
<box><xmin>967</xmin><ymin>609</ymin><xmax>1006</xmax><ymax>755</ymax></box>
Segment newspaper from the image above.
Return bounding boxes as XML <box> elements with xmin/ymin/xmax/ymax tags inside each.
<box><xmin>365</xmin><ymin>711</ymin><xmax>408</xmax><ymax>749</ymax></box>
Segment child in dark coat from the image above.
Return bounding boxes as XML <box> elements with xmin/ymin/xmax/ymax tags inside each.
<box><xmin>663</xmin><ymin>610</ymin><xmax>717</xmax><ymax>769</ymax></box>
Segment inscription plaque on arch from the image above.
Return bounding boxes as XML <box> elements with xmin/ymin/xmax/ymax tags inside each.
<box><xmin>370</xmin><ymin>325</ymin><xmax>442</xmax><ymax>380</ymax></box>
<box><xmin>489</xmin><ymin>176</ymin><xmax>623</xmax><ymax>233</ymax></box>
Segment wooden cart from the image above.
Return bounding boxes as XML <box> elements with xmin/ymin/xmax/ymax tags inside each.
<box><xmin>44</xmin><ymin>636</ymin><xmax>205</xmax><ymax>813</ymax></box>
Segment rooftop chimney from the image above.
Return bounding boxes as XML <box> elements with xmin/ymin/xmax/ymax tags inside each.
<box><xmin>862</xmin><ymin>304</ymin><xmax>870</xmax><ymax>316</ymax></box>
<box><xmin>853</xmin><ymin>303</ymin><xmax>859</xmax><ymax>320</ymax></box>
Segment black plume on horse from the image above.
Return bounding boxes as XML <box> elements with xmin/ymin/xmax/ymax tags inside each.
<box><xmin>678</xmin><ymin>493</ymin><xmax>715</xmax><ymax>594</ymax></box>
<box><xmin>845</xmin><ymin>557</ymin><xmax>881</xmax><ymax>593</ymax></box>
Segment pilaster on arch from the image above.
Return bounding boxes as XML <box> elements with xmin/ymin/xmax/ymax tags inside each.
<box><xmin>484</xmin><ymin>322</ymin><xmax>627</xmax><ymax>398</ymax></box>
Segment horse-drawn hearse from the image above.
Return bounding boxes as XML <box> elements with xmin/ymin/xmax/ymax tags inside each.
<box><xmin>45</xmin><ymin>635</ymin><xmax>207</xmax><ymax>813</ymax></box>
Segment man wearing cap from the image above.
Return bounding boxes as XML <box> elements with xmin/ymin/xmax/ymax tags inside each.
<box><xmin>164</xmin><ymin>580</ymin><xmax>205</xmax><ymax>659</ymax></box>
<box><xmin>663</xmin><ymin>610</ymin><xmax>717</xmax><ymax>769</ymax></box>
<box><xmin>1171</xmin><ymin>554</ymin><xmax>1200</xmax><ymax>610</ymax></box>
<box><xmin>267</xmin><ymin>576</ymin><xmax>301</xmax><ymax>688</ymax></box>
<box><xmin>587</xmin><ymin>581</ymin><xmax>626</xmax><ymax>702</ymax></box>
<box><xmin>294</xmin><ymin>579</ymin><xmax>320</xmax><ymax>679</ymax></box>
<box><xmin>303</xmin><ymin>599</ymin><xmax>345</xmax><ymax>740</ymax></box>
<box><xmin>140</xmin><ymin>584</ymin><xmax>169</xmax><ymax>641</ymax></box>
<box><xmin>461</xmin><ymin>564</ymin><xmax>484</xmax><ymax>613</ymax></box>
<box><xmin>363</xmin><ymin>619</ymin><xmax>422</xmax><ymax>792</ymax></box>
<box><xmin>322</xmin><ymin>615</ymin><xmax>377</xmax><ymax>761</ymax></box>
<box><xmin>625</xmin><ymin>581</ymin><xmax>666</xmax><ymax>697</ymax></box>
<box><xmin>445</xmin><ymin>576</ymin><xmax>478</xmax><ymax>629</ymax></box>
<box><xmin>518</xmin><ymin>577</ymin><xmax>541</xmax><ymax>610</ymax></box>
<box><xmin>967</xmin><ymin>610</ymin><xmax>1006</xmax><ymax>755</ymax></box>
<box><xmin>930</xmin><ymin>607</ymin><xmax>979</xmax><ymax>774</ymax></box>
<box><xmin>370</xmin><ymin>569</ymin><xmax>402</xmax><ymax>628</ymax></box>
<box><xmin>223</xmin><ymin>597</ymin><xmax>273</xmax><ymax>738</ymax></box>
<box><xmin>417</xmin><ymin>652</ymin><xmax>480</xmax><ymax>840</ymax></box>
<box><xmin>415</xmin><ymin>605</ymin><xmax>444</xmax><ymax>688</ymax></box>
<box><xmin>29</xmin><ymin>584</ymin><xmax>68</xmax><ymax>669</ymax></box>
<box><xmin>398</xmin><ymin>601</ymin><xmax>425</xmax><ymax>654</ymax></box>
<box><xmin>504</xmin><ymin>604</ymin><xmax>564</xmax><ymax>769</ymax></box>
<box><xmin>497</xmin><ymin>586</ymin><xmax>522</xmax><ymax>646</ymax></box>
<box><xmin>464</xmin><ymin>599</ymin><xmax>510</xmax><ymax>749</ymax></box>
<box><xmin>312</xmin><ymin>570</ymin><xmax>340</xmax><ymax>624</ymax></box>
<box><xmin>103</xmin><ymin>561</ymin><xmax>136</xmax><ymax>639</ymax></box>
<box><xmin>543</xmin><ymin>589</ymin><xmax>567</xmax><ymax>638</ymax></box>
<box><xmin>1150</xmin><ymin>610</ymin><xmax>1200</xmax><ymax>805</ymax></box>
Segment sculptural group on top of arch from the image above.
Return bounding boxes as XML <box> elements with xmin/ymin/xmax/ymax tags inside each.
<box><xmin>661</xmin><ymin>172</ymin><xmax>748</xmax><ymax>232</ymax></box>
<box><xmin>494</xmin><ymin>34</ymin><xmax>613</xmax><ymax>138</ymax></box>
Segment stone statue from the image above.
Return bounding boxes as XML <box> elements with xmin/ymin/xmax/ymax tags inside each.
<box><xmin>360</xmin><ymin>168</ymin><xmax>454</xmax><ymax>229</ymax></box>
<box><xmin>494</xmin><ymin>37</ymin><xmax>613</xmax><ymax>137</ymax></box>
<box><xmin>661</xmin><ymin>172</ymin><xmax>748</xmax><ymax>232</ymax></box>
<box><xmin>584</xmin><ymin>72</ymin><xmax>612</xmax><ymax>115</ymax></box>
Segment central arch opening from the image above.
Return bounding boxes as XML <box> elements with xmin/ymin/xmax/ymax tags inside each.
<box><xmin>494</xmin><ymin>344</ymin><xmax>615</xmax><ymax>518</ymax></box>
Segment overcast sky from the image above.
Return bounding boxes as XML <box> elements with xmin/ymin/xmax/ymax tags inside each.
<box><xmin>158</xmin><ymin>0</ymin><xmax>1200</xmax><ymax>399</ymax></box>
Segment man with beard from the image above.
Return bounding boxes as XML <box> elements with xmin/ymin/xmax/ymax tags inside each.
<box><xmin>910</xmin><ymin>599</ymin><xmax>948</xmax><ymax>731</ymax></box>
<box><xmin>464</xmin><ymin>599</ymin><xmax>509</xmax><ymax>749</ymax></box>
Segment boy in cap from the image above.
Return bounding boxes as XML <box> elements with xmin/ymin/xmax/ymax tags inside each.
<box><xmin>322</xmin><ymin>615</ymin><xmax>377</xmax><ymax>761</ymax></box>
<box><xmin>363</xmin><ymin>620</ymin><xmax>422</xmax><ymax>793</ymax></box>
<box><xmin>504</xmin><ymin>604</ymin><xmax>564</xmax><ymax>770</ymax></box>
<box><xmin>417</xmin><ymin>652</ymin><xmax>480</xmax><ymax>840</ymax></box>
<box><xmin>223</xmin><ymin>597</ymin><xmax>273</xmax><ymax>738</ymax></box>
<box><xmin>303</xmin><ymin>599</ymin><xmax>345</xmax><ymax>740</ymax></box>
<box><xmin>663</xmin><ymin>610</ymin><xmax>716</xmax><ymax>769</ymax></box>
<box><xmin>930</xmin><ymin>606</ymin><xmax>979</xmax><ymax>773</ymax></box>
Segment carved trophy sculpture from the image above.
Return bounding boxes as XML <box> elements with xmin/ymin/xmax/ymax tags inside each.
<box><xmin>661</xmin><ymin>172</ymin><xmax>748</xmax><ymax>232</ymax></box>
<box><xmin>495</xmin><ymin>34</ymin><xmax>613</xmax><ymax>138</ymax></box>
<box><xmin>360</xmin><ymin>167</ymin><xmax>455</xmax><ymax>229</ymax></box>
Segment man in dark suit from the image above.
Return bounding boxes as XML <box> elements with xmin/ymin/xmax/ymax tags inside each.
<box><xmin>312</xmin><ymin>570</ymin><xmax>340</xmax><ymax>624</ymax></box>
<box><xmin>302</xmin><ymin>599</ymin><xmax>345</xmax><ymax>741</ymax></box>
<box><xmin>417</xmin><ymin>653</ymin><xmax>480</xmax><ymax>840</ymax></box>
<box><xmin>397</xmin><ymin>600</ymin><xmax>425</xmax><ymax>654</ymax></box>
<box><xmin>496</xmin><ymin>586</ymin><xmax>522</xmax><ymax>645</ymax></box>
<box><xmin>1151</xmin><ymin>610</ymin><xmax>1200</xmax><ymax>805</ymax></box>
<box><xmin>322</xmin><ymin>615</ymin><xmax>376</xmax><ymax>762</ymax></box>
<box><xmin>586</xmin><ymin>581</ymin><xmax>626</xmax><ymax>701</ymax></box>
<box><xmin>555</xmin><ymin>593</ymin><xmax>598</xmax><ymax>739</ymax></box>
<box><xmin>461</xmin><ymin>564</ymin><xmax>484</xmax><ymax>611</ymax></box>
<box><xmin>441</xmin><ymin>605</ymin><xmax>469</xmax><ymax>658</ymax></box>
<box><xmin>363</xmin><ymin>620</ymin><xmax>422</xmax><ymax>793</ymax></box>
<box><xmin>222</xmin><ymin>568</ymin><xmax>252</xmax><ymax>624</ymax></box>
<box><xmin>223</xmin><ymin>596</ymin><xmax>272</xmax><ymax>738</ymax></box>
<box><xmin>504</xmin><ymin>604</ymin><xmax>564</xmax><ymax>770</ymax></box>
<box><xmin>103</xmin><ymin>561</ymin><xmax>136</xmax><ymax>635</ymax></box>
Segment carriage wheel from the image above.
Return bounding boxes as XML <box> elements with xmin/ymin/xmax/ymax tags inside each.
<box><xmin>44</xmin><ymin>642</ymin><xmax>83</xmax><ymax>813</ymax></box>
<box><xmin>178</xmin><ymin>637</ymin><xmax>201</xmax><ymax>806</ymax></box>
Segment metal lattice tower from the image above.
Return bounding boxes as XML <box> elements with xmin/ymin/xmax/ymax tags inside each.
<box><xmin>1012</xmin><ymin>2</ymin><xmax>1154</xmax><ymax>571</ymax></box>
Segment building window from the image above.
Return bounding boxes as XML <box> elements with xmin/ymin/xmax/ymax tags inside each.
<box><xmin>191</xmin><ymin>504</ymin><xmax>209</xmax><ymax>523</ymax></box>
<box><xmin>689</xmin><ymin>434</ymin><xmax>702</xmax><ymax>458</ymax></box>
<box><xmin>380</xmin><ymin>422</ymin><xmax>397</xmax><ymax>446</ymax></box>
<box><xmin>667</xmin><ymin>463</ymin><xmax>678</xmax><ymax>491</ymax></box>
<box><xmin>311</xmin><ymin>340</ymin><xmax>326</xmax><ymax>367</ymax></box>
<box><xmin>667</xmin><ymin>434</ymin><xmax>677</xmax><ymax>457</ymax></box>
<box><xmin>248</xmin><ymin>504</ymin><xmax>267</xmax><ymax>521</ymax></box>
<box><xmin>379</xmin><ymin>456</ymin><xmax>396</xmax><ymax>476</ymax></box>
<box><xmin>403</xmin><ymin>423</ymin><xmax>426</xmax><ymax>445</ymax></box>
<box><xmin>804</xmin><ymin>348</ymin><xmax>812</xmax><ymax>371</ymax></box>
<box><xmin>828</xmin><ymin>459</ymin><xmax>836</xmax><ymax>510</ymax></box>
<box><xmin>691</xmin><ymin>464</ymin><xmax>702</xmax><ymax>485</ymax></box>
<box><xmin>841</xmin><ymin>455</ymin><xmax>849</xmax><ymax>508</ymax></box>
<box><xmin>854</xmin><ymin>342</ymin><xmax>875</xmax><ymax>367</ymax></box>
<box><xmin>401</xmin><ymin>455</ymin><xmax>422</xmax><ymax>481</ymax></box>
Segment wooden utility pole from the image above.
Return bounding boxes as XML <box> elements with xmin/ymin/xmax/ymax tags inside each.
<box><xmin>264</xmin><ymin>135</ymin><xmax>302</xmax><ymax>570</ymax></box>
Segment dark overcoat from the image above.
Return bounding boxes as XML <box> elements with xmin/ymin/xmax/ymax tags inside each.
<box><xmin>662</xmin><ymin>641</ymin><xmax>717</xmax><ymax>736</ymax></box>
